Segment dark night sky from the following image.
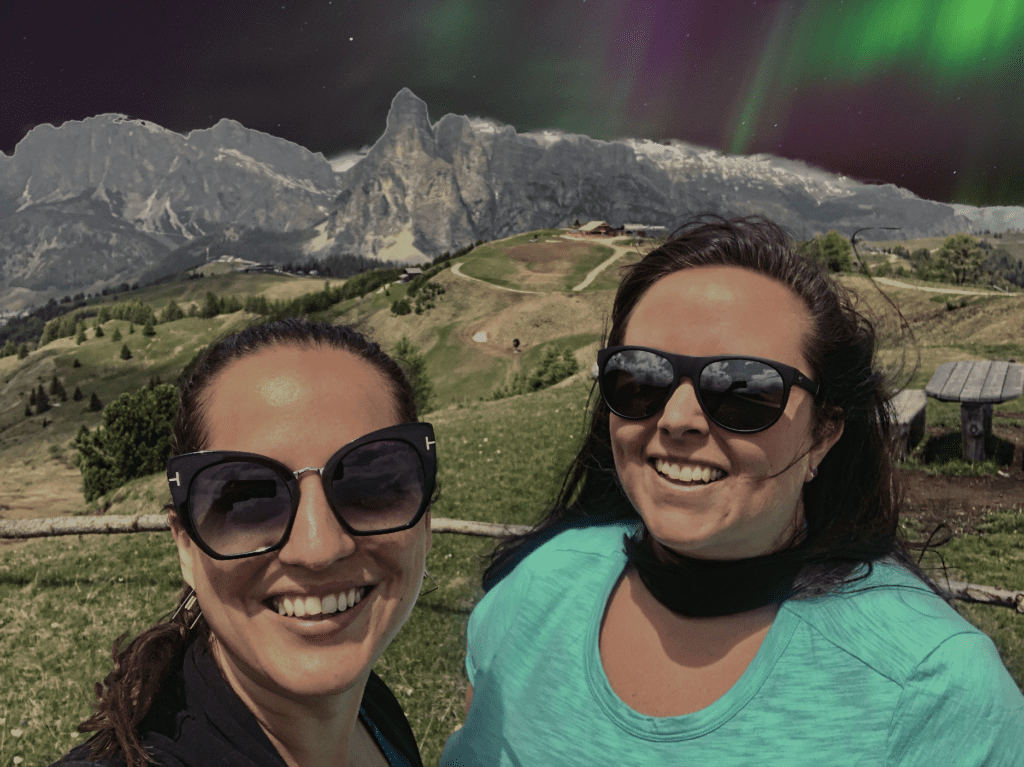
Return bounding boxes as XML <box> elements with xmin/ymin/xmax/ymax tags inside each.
<box><xmin>3</xmin><ymin>0</ymin><xmax>1022</xmax><ymax>206</ymax></box>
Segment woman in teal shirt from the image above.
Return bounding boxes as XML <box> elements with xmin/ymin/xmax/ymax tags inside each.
<box><xmin>442</xmin><ymin>216</ymin><xmax>1024</xmax><ymax>766</ymax></box>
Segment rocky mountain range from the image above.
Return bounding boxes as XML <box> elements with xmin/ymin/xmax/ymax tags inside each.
<box><xmin>1</xmin><ymin>88</ymin><xmax>1020</xmax><ymax>308</ymax></box>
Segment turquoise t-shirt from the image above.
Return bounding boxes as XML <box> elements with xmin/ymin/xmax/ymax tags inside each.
<box><xmin>441</xmin><ymin>524</ymin><xmax>1024</xmax><ymax>766</ymax></box>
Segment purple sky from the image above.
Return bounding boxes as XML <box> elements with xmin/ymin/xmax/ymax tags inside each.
<box><xmin>3</xmin><ymin>0</ymin><xmax>1022</xmax><ymax>206</ymax></box>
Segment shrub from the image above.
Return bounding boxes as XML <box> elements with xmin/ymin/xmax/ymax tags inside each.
<box><xmin>74</xmin><ymin>384</ymin><xmax>178</xmax><ymax>501</ymax></box>
<box><xmin>391</xmin><ymin>299</ymin><xmax>412</xmax><ymax>316</ymax></box>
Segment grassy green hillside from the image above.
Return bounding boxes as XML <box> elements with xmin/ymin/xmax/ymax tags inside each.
<box><xmin>2</xmin><ymin>228</ymin><xmax>1024</xmax><ymax>766</ymax></box>
<box><xmin>2</xmin><ymin>381</ymin><xmax>1023</xmax><ymax>766</ymax></box>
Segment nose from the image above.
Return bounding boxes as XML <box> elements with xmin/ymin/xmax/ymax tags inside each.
<box><xmin>277</xmin><ymin>473</ymin><xmax>356</xmax><ymax>569</ymax></box>
<box><xmin>657</xmin><ymin>378</ymin><xmax>710</xmax><ymax>436</ymax></box>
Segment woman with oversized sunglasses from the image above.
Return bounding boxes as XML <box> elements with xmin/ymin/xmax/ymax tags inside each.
<box><xmin>443</xmin><ymin>216</ymin><xmax>1024</xmax><ymax>765</ymax></box>
<box><xmin>56</xmin><ymin>320</ymin><xmax>432</xmax><ymax>767</ymax></box>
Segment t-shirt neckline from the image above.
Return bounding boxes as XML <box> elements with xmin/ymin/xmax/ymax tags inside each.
<box><xmin>583</xmin><ymin>544</ymin><xmax>800</xmax><ymax>741</ymax></box>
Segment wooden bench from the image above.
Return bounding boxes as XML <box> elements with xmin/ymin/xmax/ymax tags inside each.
<box><xmin>925</xmin><ymin>360</ymin><xmax>1024</xmax><ymax>460</ymax></box>
<box><xmin>889</xmin><ymin>389</ymin><xmax>927</xmax><ymax>460</ymax></box>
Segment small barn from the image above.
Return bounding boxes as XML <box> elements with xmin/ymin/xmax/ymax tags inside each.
<box><xmin>579</xmin><ymin>220</ymin><xmax>616</xmax><ymax>236</ymax></box>
<box><xmin>398</xmin><ymin>267</ymin><xmax>423</xmax><ymax>283</ymax></box>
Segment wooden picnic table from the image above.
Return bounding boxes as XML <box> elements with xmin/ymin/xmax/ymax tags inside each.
<box><xmin>925</xmin><ymin>360</ymin><xmax>1024</xmax><ymax>460</ymax></box>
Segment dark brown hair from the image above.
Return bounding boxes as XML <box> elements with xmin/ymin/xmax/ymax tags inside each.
<box><xmin>76</xmin><ymin>319</ymin><xmax>419</xmax><ymax>766</ymax></box>
<box><xmin>483</xmin><ymin>215</ymin><xmax>942</xmax><ymax>599</ymax></box>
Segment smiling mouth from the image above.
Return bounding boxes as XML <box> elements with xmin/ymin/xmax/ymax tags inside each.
<box><xmin>267</xmin><ymin>587</ymin><xmax>368</xmax><ymax>619</ymax></box>
<box><xmin>653</xmin><ymin>458</ymin><xmax>726</xmax><ymax>485</ymax></box>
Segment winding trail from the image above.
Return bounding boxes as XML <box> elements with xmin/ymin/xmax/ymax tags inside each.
<box><xmin>872</xmin><ymin>276</ymin><xmax>1017</xmax><ymax>297</ymax></box>
<box><xmin>569</xmin><ymin>237</ymin><xmax>638</xmax><ymax>291</ymax></box>
<box><xmin>450</xmin><ymin>262</ymin><xmax>542</xmax><ymax>294</ymax></box>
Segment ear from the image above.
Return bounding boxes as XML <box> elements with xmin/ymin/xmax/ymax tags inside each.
<box><xmin>806</xmin><ymin>415</ymin><xmax>844</xmax><ymax>482</ymax></box>
<box><xmin>169</xmin><ymin>511</ymin><xmax>197</xmax><ymax>589</ymax></box>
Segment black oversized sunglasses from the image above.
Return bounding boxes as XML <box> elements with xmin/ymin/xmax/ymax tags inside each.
<box><xmin>167</xmin><ymin>422</ymin><xmax>437</xmax><ymax>560</ymax></box>
<box><xmin>597</xmin><ymin>346</ymin><xmax>819</xmax><ymax>433</ymax></box>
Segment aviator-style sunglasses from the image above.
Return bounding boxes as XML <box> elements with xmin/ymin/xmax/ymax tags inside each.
<box><xmin>597</xmin><ymin>346</ymin><xmax>820</xmax><ymax>433</ymax></box>
<box><xmin>167</xmin><ymin>422</ymin><xmax>437</xmax><ymax>560</ymax></box>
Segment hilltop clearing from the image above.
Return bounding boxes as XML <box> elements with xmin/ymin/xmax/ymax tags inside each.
<box><xmin>0</xmin><ymin>230</ymin><xmax>1021</xmax><ymax>524</ymax></box>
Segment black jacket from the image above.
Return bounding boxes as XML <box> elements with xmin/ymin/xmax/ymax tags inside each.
<box><xmin>55</xmin><ymin>640</ymin><xmax>423</xmax><ymax>766</ymax></box>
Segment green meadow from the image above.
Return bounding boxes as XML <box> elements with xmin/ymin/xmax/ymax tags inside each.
<box><xmin>1</xmin><ymin>230</ymin><xmax>1024</xmax><ymax>764</ymax></box>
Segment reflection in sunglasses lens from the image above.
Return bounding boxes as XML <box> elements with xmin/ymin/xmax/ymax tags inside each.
<box><xmin>604</xmin><ymin>351</ymin><xmax>788</xmax><ymax>430</ymax></box>
<box><xmin>331</xmin><ymin>441</ymin><xmax>424</xmax><ymax>531</ymax></box>
<box><xmin>604</xmin><ymin>350</ymin><xmax>674</xmax><ymax>419</ymax></box>
<box><xmin>192</xmin><ymin>463</ymin><xmax>291</xmax><ymax>556</ymax></box>
<box><xmin>700</xmin><ymin>359</ymin><xmax>784</xmax><ymax>430</ymax></box>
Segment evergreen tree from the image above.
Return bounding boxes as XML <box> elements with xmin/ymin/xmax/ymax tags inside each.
<box><xmin>75</xmin><ymin>322</ymin><xmax>86</xmax><ymax>344</ymax></box>
<box><xmin>35</xmin><ymin>384</ymin><xmax>50</xmax><ymax>414</ymax></box>
<box><xmin>161</xmin><ymin>300</ymin><xmax>185</xmax><ymax>323</ymax></box>
<box><xmin>95</xmin><ymin>324</ymin><xmax>105</xmax><ymax>338</ymax></box>
<box><xmin>72</xmin><ymin>358</ymin><xmax>81</xmax><ymax>368</ymax></box>
<box><xmin>142</xmin><ymin>321</ymin><xmax>155</xmax><ymax>337</ymax></box>
<box><xmin>128</xmin><ymin>322</ymin><xmax>135</xmax><ymax>334</ymax></box>
<box><xmin>200</xmin><ymin>291</ymin><xmax>221</xmax><ymax>319</ymax></box>
<box><xmin>120</xmin><ymin>343</ymin><xmax>132</xmax><ymax>360</ymax></box>
<box><xmin>936</xmin><ymin>233</ymin><xmax>985</xmax><ymax>285</ymax></box>
<box><xmin>112</xmin><ymin>326</ymin><xmax>122</xmax><ymax>342</ymax></box>
<box><xmin>73</xmin><ymin>385</ymin><xmax>83</xmax><ymax>401</ymax></box>
<box><xmin>17</xmin><ymin>343</ymin><xmax>28</xmax><ymax>359</ymax></box>
<box><xmin>89</xmin><ymin>392</ymin><xmax>103</xmax><ymax>412</ymax></box>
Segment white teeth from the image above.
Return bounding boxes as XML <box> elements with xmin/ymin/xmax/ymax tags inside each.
<box><xmin>272</xmin><ymin>587</ymin><xmax>366</xmax><ymax>618</ymax></box>
<box><xmin>654</xmin><ymin>459</ymin><xmax>723</xmax><ymax>484</ymax></box>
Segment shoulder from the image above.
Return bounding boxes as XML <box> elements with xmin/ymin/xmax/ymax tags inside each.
<box><xmin>479</xmin><ymin>522</ymin><xmax>634</xmax><ymax>609</ymax></box>
<box><xmin>784</xmin><ymin>560</ymin><xmax>1003</xmax><ymax>681</ymax></box>
<box><xmin>467</xmin><ymin>523</ymin><xmax>632</xmax><ymax>669</ymax></box>
<box><xmin>510</xmin><ymin>522</ymin><xmax>636</xmax><ymax>578</ymax></box>
<box><xmin>362</xmin><ymin>671</ymin><xmax>424</xmax><ymax>767</ymax></box>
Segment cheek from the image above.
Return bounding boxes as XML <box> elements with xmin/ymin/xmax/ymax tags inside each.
<box><xmin>195</xmin><ymin>560</ymin><xmax>262</xmax><ymax>612</ymax></box>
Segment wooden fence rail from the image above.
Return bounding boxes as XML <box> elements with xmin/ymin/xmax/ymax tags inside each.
<box><xmin>1</xmin><ymin>516</ymin><xmax>1020</xmax><ymax>612</ymax></box>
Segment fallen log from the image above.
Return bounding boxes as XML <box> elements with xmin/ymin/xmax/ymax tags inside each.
<box><xmin>940</xmin><ymin>578</ymin><xmax>1024</xmax><ymax>614</ymax></box>
<box><xmin>1</xmin><ymin>516</ymin><xmax>1018</xmax><ymax>611</ymax></box>
<box><xmin>0</xmin><ymin>515</ymin><xmax>529</xmax><ymax>540</ymax></box>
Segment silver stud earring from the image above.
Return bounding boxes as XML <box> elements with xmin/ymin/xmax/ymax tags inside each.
<box><xmin>810</xmin><ymin>466</ymin><xmax>819</xmax><ymax>479</ymax></box>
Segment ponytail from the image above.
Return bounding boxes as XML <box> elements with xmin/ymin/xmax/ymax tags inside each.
<box><xmin>76</xmin><ymin>585</ymin><xmax>205</xmax><ymax>767</ymax></box>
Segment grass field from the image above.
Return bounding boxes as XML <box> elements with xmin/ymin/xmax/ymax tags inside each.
<box><xmin>3</xmin><ymin>231</ymin><xmax>1024</xmax><ymax>764</ymax></box>
<box><xmin>2</xmin><ymin>381</ymin><xmax>1023</xmax><ymax>766</ymax></box>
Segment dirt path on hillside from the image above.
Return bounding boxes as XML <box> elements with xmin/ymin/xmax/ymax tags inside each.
<box><xmin>873</xmin><ymin>277</ymin><xmax>1017</xmax><ymax>297</ymax></box>
<box><xmin>561</xmin><ymin>235</ymin><xmax>640</xmax><ymax>291</ymax></box>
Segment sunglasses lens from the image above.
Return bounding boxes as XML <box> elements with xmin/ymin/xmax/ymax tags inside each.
<box><xmin>330</xmin><ymin>440</ymin><xmax>425</xmax><ymax>532</ymax></box>
<box><xmin>190</xmin><ymin>463</ymin><xmax>291</xmax><ymax>556</ymax></box>
<box><xmin>699</xmin><ymin>359</ymin><xmax>785</xmax><ymax>431</ymax></box>
<box><xmin>602</xmin><ymin>349</ymin><xmax>675</xmax><ymax>418</ymax></box>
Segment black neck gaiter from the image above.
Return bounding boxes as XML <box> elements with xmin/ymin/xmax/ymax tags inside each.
<box><xmin>622</xmin><ymin>529</ymin><xmax>805</xmax><ymax>617</ymax></box>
